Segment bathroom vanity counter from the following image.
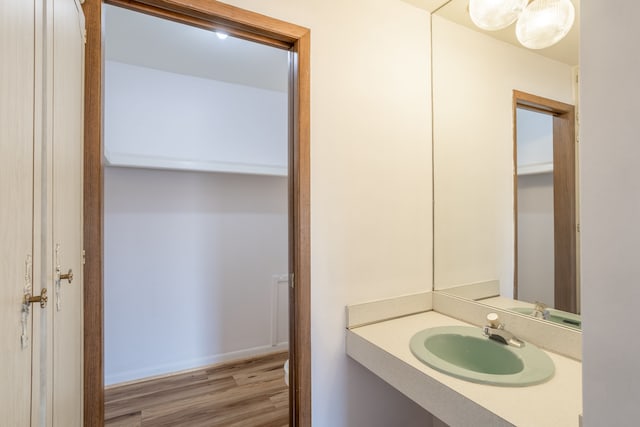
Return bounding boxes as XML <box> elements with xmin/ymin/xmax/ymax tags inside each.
<box><xmin>346</xmin><ymin>311</ymin><xmax>582</xmax><ymax>426</ymax></box>
<box><xmin>480</xmin><ymin>296</ymin><xmax>535</xmax><ymax>310</ymax></box>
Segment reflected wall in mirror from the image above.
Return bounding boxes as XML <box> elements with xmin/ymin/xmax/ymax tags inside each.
<box><xmin>432</xmin><ymin>0</ymin><xmax>581</xmax><ymax>322</ymax></box>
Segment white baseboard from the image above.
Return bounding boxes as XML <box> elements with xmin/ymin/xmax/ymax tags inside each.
<box><xmin>105</xmin><ymin>342</ymin><xmax>289</xmax><ymax>386</ymax></box>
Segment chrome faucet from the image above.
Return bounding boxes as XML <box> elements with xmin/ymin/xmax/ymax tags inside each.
<box><xmin>532</xmin><ymin>302</ymin><xmax>551</xmax><ymax>320</ymax></box>
<box><xmin>483</xmin><ymin>313</ymin><xmax>524</xmax><ymax>348</ymax></box>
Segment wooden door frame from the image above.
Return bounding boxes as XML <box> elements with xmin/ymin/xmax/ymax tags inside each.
<box><xmin>512</xmin><ymin>90</ymin><xmax>577</xmax><ymax>313</ymax></box>
<box><xmin>81</xmin><ymin>1</ymin><xmax>311</xmax><ymax>425</ymax></box>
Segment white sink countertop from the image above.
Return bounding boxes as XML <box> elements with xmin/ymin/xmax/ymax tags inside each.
<box><xmin>480</xmin><ymin>296</ymin><xmax>537</xmax><ymax>310</ymax></box>
<box><xmin>346</xmin><ymin>311</ymin><xmax>582</xmax><ymax>427</ymax></box>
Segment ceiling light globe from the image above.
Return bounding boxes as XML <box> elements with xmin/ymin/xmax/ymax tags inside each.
<box><xmin>516</xmin><ymin>0</ymin><xmax>575</xmax><ymax>49</ymax></box>
<box><xmin>469</xmin><ymin>0</ymin><xmax>529</xmax><ymax>31</ymax></box>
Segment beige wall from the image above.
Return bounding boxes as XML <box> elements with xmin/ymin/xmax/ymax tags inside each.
<box><xmin>207</xmin><ymin>3</ymin><xmax>640</xmax><ymax>425</ymax></box>
<box><xmin>581</xmin><ymin>3</ymin><xmax>640</xmax><ymax>425</ymax></box>
<box><xmin>220</xmin><ymin>1</ymin><xmax>434</xmax><ymax>425</ymax></box>
<box><xmin>432</xmin><ymin>15</ymin><xmax>574</xmax><ymax>297</ymax></box>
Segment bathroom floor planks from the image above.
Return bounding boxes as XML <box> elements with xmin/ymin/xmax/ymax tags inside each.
<box><xmin>105</xmin><ymin>351</ymin><xmax>289</xmax><ymax>427</ymax></box>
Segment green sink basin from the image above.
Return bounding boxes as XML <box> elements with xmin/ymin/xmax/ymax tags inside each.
<box><xmin>410</xmin><ymin>326</ymin><xmax>555</xmax><ymax>386</ymax></box>
<box><xmin>509</xmin><ymin>307</ymin><xmax>582</xmax><ymax>330</ymax></box>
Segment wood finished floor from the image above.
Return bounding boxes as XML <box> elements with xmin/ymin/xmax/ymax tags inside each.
<box><xmin>105</xmin><ymin>351</ymin><xmax>289</xmax><ymax>427</ymax></box>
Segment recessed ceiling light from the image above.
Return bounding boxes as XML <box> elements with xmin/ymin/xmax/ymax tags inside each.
<box><xmin>215</xmin><ymin>32</ymin><xmax>228</xmax><ymax>40</ymax></box>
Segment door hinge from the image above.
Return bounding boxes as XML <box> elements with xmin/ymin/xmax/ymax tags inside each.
<box><xmin>25</xmin><ymin>288</ymin><xmax>48</xmax><ymax>309</ymax></box>
<box><xmin>82</xmin><ymin>250</ymin><xmax>86</xmax><ymax>265</ymax></box>
<box><xmin>577</xmin><ymin>223</ymin><xmax>581</xmax><ymax>232</ymax></box>
<box><xmin>289</xmin><ymin>273</ymin><xmax>295</xmax><ymax>289</ymax></box>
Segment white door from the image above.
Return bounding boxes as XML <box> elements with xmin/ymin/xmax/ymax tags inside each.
<box><xmin>0</xmin><ymin>0</ymin><xmax>37</xmax><ymax>425</ymax></box>
<box><xmin>51</xmin><ymin>0</ymin><xmax>85</xmax><ymax>425</ymax></box>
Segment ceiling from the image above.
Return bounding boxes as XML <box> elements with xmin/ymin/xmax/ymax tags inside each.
<box><xmin>104</xmin><ymin>4</ymin><xmax>289</xmax><ymax>92</ymax></box>
<box><xmin>105</xmin><ymin>1</ymin><xmax>578</xmax><ymax>94</ymax></box>
<box><xmin>435</xmin><ymin>0</ymin><xmax>580</xmax><ymax>66</ymax></box>
<box><xmin>401</xmin><ymin>0</ymin><xmax>451</xmax><ymax>12</ymax></box>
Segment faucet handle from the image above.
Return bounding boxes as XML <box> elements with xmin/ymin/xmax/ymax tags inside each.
<box><xmin>534</xmin><ymin>301</ymin><xmax>547</xmax><ymax>311</ymax></box>
<box><xmin>533</xmin><ymin>301</ymin><xmax>550</xmax><ymax>319</ymax></box>
<box><xmin>486</xmin><ymin>312</ymin><xmax>502</xmax><ymax>328</ymax></box>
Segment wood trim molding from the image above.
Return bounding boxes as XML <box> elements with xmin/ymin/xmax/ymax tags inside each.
<box><xmin>82</xmin><ymin>1</ymin><xmax>311</xmax><ymax>425</ymax></box>
<box><xmin>552</xmin><ymin>106</ymin><xmax>577</xmax><ymax>313</ymax></box>
<box><xmin>82</xmin><ymin>0</ymin><xmax>104</xmax><ymax>424</ymax></box>
<box><xmin>106</xmin><ymin>0</ymin><xmax>306</xmax><ymax>48</ymax></box>
<box><xmin>290</xmin><ymin>30</ymin><xmax>311</xmax><ymax>425</ymax></box>
<box><xmin>513</xmin><ymin>90</ymin><xmax>574</xmax><ymax>116</ymax></box>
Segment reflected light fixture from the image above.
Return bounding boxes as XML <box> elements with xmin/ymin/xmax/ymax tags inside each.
<box><xmin>215</xmin><ymin>31</ymin><xmax>228</xmax><ymax>40</ymax></box>
<box><xmin>516</xmin><ymin>0</ymin><xmax>575</xmax><ymax>49</ymax></box>
<box><xmin>469</xmin><ymin>0</ymin><xmax>575</xmax><ymax>50</ymax></box>
<box><xmin>469</xmin><ymin>0</ymin><xmax>528</xmax><ymax>31</ymax></box>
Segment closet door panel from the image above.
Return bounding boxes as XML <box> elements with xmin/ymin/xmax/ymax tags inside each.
<box><xmin>51</xmin><ymin>0</ymin><xmax>85</xmax><ymax>425</ymax></box>
<box><xmin>0</xmin><ymin>0</ymin><xmax>36</xmax><ymax>425</ymax></box>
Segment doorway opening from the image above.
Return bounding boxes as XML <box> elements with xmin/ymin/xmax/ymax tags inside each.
<box><xmin>513</xmin><ymin>90</ymin><xmax>577</xmax><ymax>313</ymax></box>
<box><xmin>102</xmin><ymin>5</ymin><xmax>291</xmax><ymax>423</ymax></box>
<box><xmin>82</xmin><ymin>1</ymin><xmax>310</xmax><ymax>425</ymax></box>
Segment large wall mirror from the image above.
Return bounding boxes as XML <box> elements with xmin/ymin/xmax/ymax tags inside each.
<box><xmin>432</xmin><ymin>0</ymin><xmax>581</xmax><ymax>329</ymax></box>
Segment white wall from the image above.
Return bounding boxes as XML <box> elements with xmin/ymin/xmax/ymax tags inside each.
<box><xmin>517</xmin><ymin>173</ymin><xmax>555</xmax><ymax>305</ymax></box>
<box><xmin>104</xmin><ymin>167</ymin><xmax>289</xmax><ymax>384</ymax></box>
<box><xmin>432</xmin><ymin>15</ymin><xmax>574</xmax><ymax>297</ymax></box>
<box><xmin>517</xmin><ymin>108</ymin><xmax>554</xmax><ymax>168</ymax></box>
<box><xmin>105</xmin><ymin>60</ymin><xmax>288</xmax><ymax>174</ymax></box>
<box><xmin>104</xmin><ymin>58</ymin><xmax>291</xmax><ymax>385</ymax></box>
<box><xmin>581</xmin><ymin>3</ymin><xmax>640</xmax><ymax>425</ymax></box>
<box><xmin>218</xmin><ymin>1</ymin><xmax>434</xmax><ymax>426</ymax></box>
<box><xmin>516</xmin><ymin>109</ymin><xmax>554</xmax><ymax>305</ymax></box>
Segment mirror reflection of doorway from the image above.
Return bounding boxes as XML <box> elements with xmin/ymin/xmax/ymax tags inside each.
<box><xmin>513</xmin><ymin>91</ymin><xmax>578</xmax><ymax>314</ymax></box>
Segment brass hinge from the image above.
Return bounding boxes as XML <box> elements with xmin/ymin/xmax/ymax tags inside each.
<box><xmin>82</xmin><ymin>250</ymin><xmax>86</xmax><ymax>265</ymax></box>
<box><xmin>25</xmin><ymin>288</ymin><xmax>48</xmax><ymax>309</ymax></box>
<box><xmin>290</xmin><ymin>273</ymin><xmax>295</xmax><ymax>289</ymax></box>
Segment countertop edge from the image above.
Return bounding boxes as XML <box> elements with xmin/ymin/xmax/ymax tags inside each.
<box><xmin>346</xmin><ymin>329</ymin><xmax>514</xmax><ymax>427</ymax></box>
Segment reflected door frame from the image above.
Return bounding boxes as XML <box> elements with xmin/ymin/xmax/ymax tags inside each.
<box><xmin>513</xmin><ymin>90</ymin><xmax>577</xmax><ymax>313</ymax></box>
<box><xmin>81</xmin><ymin>0</ymin><xmax>311</xmax><ymax>425</ymax></box>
